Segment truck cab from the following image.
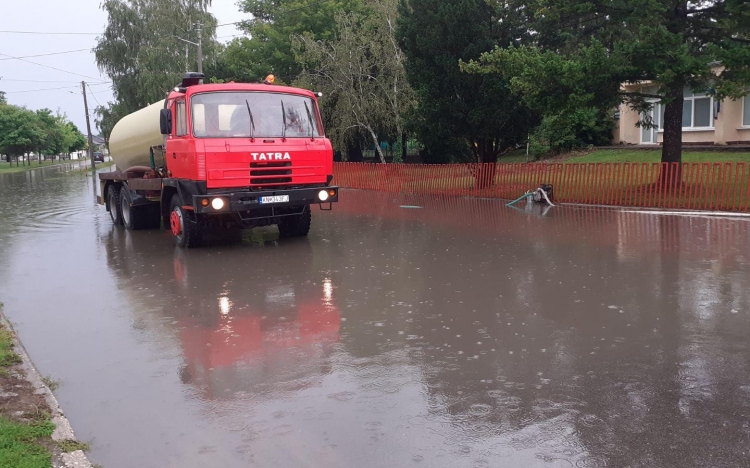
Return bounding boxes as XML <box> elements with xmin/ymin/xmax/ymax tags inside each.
<box><xmin>100</xmin><ymin>73</ymin><xmax>339</xmax><ymax>248</ymax></box>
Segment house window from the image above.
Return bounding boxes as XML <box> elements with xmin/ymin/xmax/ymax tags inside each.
<box><xmin>743</xmin><ymin>95</ymin><xmax>750</xmax><ymax>127</ymax></box>
<box><xmin>176</xmin><ymin>100</ymin><xmax>187</xmax><ymax>136</ymax></box>
<box><xmin>682</xmin><ymin>88</ymin><xmax>713</xmax><ymax>129</ymax></box>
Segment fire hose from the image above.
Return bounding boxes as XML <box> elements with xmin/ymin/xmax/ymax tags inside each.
<box><xmin>506</xmin><ymin>187</ymin><xmax>555</xmax><ymax>207</ymax></box>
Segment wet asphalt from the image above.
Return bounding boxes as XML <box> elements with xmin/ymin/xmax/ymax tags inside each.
<box><xmin>1</xmin><ymin>165</ymin><xmax>749</xmax><ymax>467</ymax></box>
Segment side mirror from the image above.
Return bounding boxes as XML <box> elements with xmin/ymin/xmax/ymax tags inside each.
<box><xmin>160</xmin><ymin>109</ymin><xmax>173</xmax><ymax>135</ymax></box>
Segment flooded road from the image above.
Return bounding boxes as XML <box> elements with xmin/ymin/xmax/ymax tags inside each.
<box><xmin>1</xmin><ymin>166</ymin><xmax>750</xmax><ymax>467</ymax></box>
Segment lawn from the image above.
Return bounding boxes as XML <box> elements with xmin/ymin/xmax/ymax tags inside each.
<box><xmin>0</xmin><ymin>322</ymin><xmax>55</xmax><ymax>468</ymax></box>
<box><xmin>0</xmin><ymin>160</ymin><xmax>112</xmax><ymax>174</ymax></box>
<box><xmin>0</xmin><ymin>160</ymin><xmax>74</xmax><ymax>174</ymax></box>
<box><xmin>562</xmin><ymin>149</ymin><xmax>750</xmax><ymax>164</ymax></box>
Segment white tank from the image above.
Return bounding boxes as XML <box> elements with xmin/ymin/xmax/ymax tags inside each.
<box><xmin>109</xmin><ymin>101</ymin><xmax>165</xmax><ymax>171</ymax></box>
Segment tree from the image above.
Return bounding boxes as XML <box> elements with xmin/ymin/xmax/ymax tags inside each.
<box><xmin>34</xmin><ymin>109</ymin><xmax>65</xmax><ymax>162</ymax></box>
<box><xmin>0</xmin><ymin>105</ymin><xmax>44</xmax><ymax>166</ymax></box>
<box><xmin>466</xmin><ymin>0</ymin><xmax>750</xmax><ymax>166</ymax></box>
<box><xmin>94</xmin><ymin>103</ymin><xmax>127</xmax><ymax>150</ymax></box>
<box><xmin>61</xmin><ymin>121</ymin><xmax>87</xmax><ymax>157</ymax></box>
<box><xmin>397</xmin><ymin>0</ymin><xmax>538</xmax><ymax>167</ymax></box>
<box><xmin>95</xmin><ymin>0</ymin><xmax>219</xmax><ymax>116</ymax></box>
<box><xmin>294</xmin><ymin>0</ymin><xmax>415</xmax><ymax>163</ymax></box>
<box><xmin>226</xmin><ymin>0</ymin><xmax>365</xmax><ymax>84</ymax></box>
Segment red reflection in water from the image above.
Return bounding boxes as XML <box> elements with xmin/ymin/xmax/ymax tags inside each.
<box><xmin>179</xmin><ymin>302</ymin><xmax>340</xmax><ymax>371</ymax></box>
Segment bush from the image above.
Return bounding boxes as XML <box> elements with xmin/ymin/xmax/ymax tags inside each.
<box><xmin>530</xmin><ymin>107</ymin><xmax>615</xmax><ymax>158</ymax></box>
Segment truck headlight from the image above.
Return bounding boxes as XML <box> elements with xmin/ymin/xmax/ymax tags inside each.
<box><xmin>211</xmin><ymin>198</ymin><xmax>226</xmax><ymax>210</ymax></box>
<box><xmin>318</xmin><ymin>190</ymin><xmax>329</xmax><ymax>201</ymax></box>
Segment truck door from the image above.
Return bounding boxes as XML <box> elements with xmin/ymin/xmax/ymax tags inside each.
<box><xmin>167</xmin><ymin>98</ymin><xmax>196</xmax><ymax>179</ymax></box>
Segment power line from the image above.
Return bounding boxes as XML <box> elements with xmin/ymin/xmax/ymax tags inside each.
<box><xmin>0</xmin><ymin>78</ymin><xmax>106</xmax><ymax>83</ymax></box>
<box><xmin>0</xmin><ymin>30</ymin><xmax>100</xmax><ymax>35</ymax></box>
<box><xmin>0</xmin><ymin>49</ymin><xmax>91</xmax><ymax>61</ymax></box>
<box><xmin>4</xmin><ymin>82</ymin><xmax>112</xmax><ymax>94</ymax></box>
<box><xmin>86</xmin><ymin>82</ymin><xmax>103</xmax><ymax>107</ymax></box>
<box><xmin>0</xmin><ymin>52</ymin><xmax>103</xmax><ymax>81</ymax></box>
<box><xmin>5</xmin><ymin>85</ymin><xmax>82</xmax><ymax>94</ymax></box>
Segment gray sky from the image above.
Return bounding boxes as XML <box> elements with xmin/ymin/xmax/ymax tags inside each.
<box><xmin>0</xmin><ymin>0</ymin><xmax>245</xmax><ymax>133</ymax></box>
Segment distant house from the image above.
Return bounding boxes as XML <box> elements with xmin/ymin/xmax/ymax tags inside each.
<box><xmin>614</xmin><ymin>82</ymin><xmax>750</xmax><ymax>146</ymax></box>
<box><xmin>92</xmin><ymin>135</ymin><xmax>106</xmax><ymax>151</ymax></box>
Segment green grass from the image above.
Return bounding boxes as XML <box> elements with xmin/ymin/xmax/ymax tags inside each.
<box><xmin>41</xmin><ymin>377</ymin><xmax>59</xmax><ymax>392</ymax></box>
<box><xmin>0</xmin><ymin>160</ymin><xmax>72</xmax><ymax>174</ymax></box>
<box><xmin>0</xmin><ymin>417</ymin><xmax>55</xmax><ymax>468</ymax></box>
<box><xmin>56</xmin><ymin>440</ymin><xmax>89</xmax><ymax>453</ymax></box>
<box><xmin>0</xmin><ymin>160</ymin><xmax>114</xmax><ymax>175</ymax></box>
<box><xmin>561</xmin><ymin>149</ymin><xmax>750</xmax><ymax>164</ymax></box>
<box><xmin>496</xmin><ymin>148</ymin><xmax>750</xmax><ymax>164</ymax></box>
<box><xmin>0</xmin><ymin>327</ymin><xmax>22</xmax><ymax>372</ymax></box>
<box><xmin>0</xmin><ymin>322</ymin><xmax>55</xmax><ymax>468</ymax></box>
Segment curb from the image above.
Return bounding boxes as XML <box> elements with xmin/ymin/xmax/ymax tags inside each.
<box><xmin>0</xmin><ymin>312</ymin><xmax>95</xmax><ymax>468</ymax></box>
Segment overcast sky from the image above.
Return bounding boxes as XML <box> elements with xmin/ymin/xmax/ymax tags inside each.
<box><xmin>0</xmin><ymin>0</ymin><xmax>245</xmax><ymax>133</ymax></box>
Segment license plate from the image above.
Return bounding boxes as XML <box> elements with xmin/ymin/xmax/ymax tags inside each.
<box><xmin>260</xmin><ymin>195</ymin><xmax>289</xmax><ymax>204</ymax></box>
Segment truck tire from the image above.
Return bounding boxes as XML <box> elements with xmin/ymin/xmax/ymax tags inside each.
<box><xmin>120</xmin><ymin>186</ymin><xmax>153</xmax><ymax>231</ymax></box>
<box><xmin>278</xmin><ymin>206</ymin><xmax>311</xmax><ymax>238</ymax></box>
<box><xmin>107</xmin><ymin>185</ymin><xmax>123</xmax><ymax>226</ymax></box>
<box><xmin>143</xmin><ymin>204</ymin><xmax>162</xmax><ymax>230</ymax></box>
<box><xmin>170</xmin><ymin>194</ymin><xmax>203</xmax><ymax>248</ymax></box>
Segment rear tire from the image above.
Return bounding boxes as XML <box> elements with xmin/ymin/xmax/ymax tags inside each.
<box><xmin>120</xmin><ymin>187</ymin><xmax>160</xmax><ymax>230</ymax></box>
<box><xmin>170</xmin><ymin>194</ymin><xmax>203</xmax><ymax>248</ymax></box>
<box><xmin>278</xmin><ymin>206</ymin><xmax>311</xmax><ymax>238</ymax></box>
<box><xmin>107</xmin><ymin>185</ymin><xmax>122</xmax><ymax>226</ymax></box>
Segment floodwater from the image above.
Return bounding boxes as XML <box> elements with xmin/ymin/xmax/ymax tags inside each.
<box><xmin>1</xmin><ymin>166</ymin><xmax>750</xmax><ymax>468</ymax></box>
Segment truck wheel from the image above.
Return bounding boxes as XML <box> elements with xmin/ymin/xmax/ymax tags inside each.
<box><xmin>107</xmin><ymin>185</ymin><xmax>122</xmax><ymax>226</ymax></box>
<box><xmin>278</xmin><ymin>206</ymin><xmax>311</xmax><ymax>238</ymax></box>
<box><xmin>120</xmin><ymin>187</ymin><xmax>156</xmax><ymax>230</ymax></box>
<box><xmin>170</xmin><ymin>194</ymin><xmax>203</xmax><ymax>248</ymax></box>
<box><xmin>143</xmin><ymin>204</ymin><xmax>162</xmax><ymax>229</ymax></box>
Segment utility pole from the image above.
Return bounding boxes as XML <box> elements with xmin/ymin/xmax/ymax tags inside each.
<box><xmin>81</xmin><ymin>81</ymin><xmax>96</xmax><ymax>173</ymax></box>
<box><xmin>174</xmin><ymin>25</ymin><xmax>202</xmax><ymax>76</ymax></box>
<box><xmin>195</xmin><ymin>22</ymin><xmax>203</xmax><ymax>74</ymax></box>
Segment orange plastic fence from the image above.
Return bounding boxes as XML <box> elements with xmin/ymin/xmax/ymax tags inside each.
<box><xmin>333</xmin><ymin>162</ymin><xmax>750</xmax><ymax>212</ymax></box>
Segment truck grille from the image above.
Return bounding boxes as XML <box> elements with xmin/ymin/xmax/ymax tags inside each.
<box><xmin>250</xmin><ymin>161</ymin><xmax>292</xmax><ymax>185</ymax></box>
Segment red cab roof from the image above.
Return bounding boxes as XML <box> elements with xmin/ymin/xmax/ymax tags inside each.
<box><xmin>168</xmin><ymin>82</ymin><xmax>317</xmax><ymax>100</ymax></box>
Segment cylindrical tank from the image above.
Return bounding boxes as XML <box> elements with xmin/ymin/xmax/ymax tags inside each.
<box><xmin>109</xmin><ymin>101</ymin><xmax>165</xmax><ymax>171</ymax></box>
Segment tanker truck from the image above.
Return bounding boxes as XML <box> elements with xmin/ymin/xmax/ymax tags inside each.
<box><xmin>98</xmin><ymin>72</ymin><xmax>339</xmax><ymax>248</ymax></box>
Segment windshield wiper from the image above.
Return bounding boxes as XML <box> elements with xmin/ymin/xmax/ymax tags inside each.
<box><xmin>280</xmin><ymin>100</ymin><xmax>287</xmax><ymax>141</ymax></box>
<box><xmin>304</xmin><ymin>101</ymin><xmax>315</xmax><ymax>140</ymax></box>
<box><xmin>245</xmin><ymin>99</ymin><xmax>256</xmax><ymax>141</ymax></box>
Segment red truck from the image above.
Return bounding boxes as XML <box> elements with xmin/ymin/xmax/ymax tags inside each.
<box><xmin>99</xmin><ymin>73</ymin><xmax>338</xmax><ymax>247</ymax></box>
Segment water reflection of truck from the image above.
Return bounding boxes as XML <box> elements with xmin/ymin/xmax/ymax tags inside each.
<box><xmin>104</xmin><ymin>229</ymin><xmax>340</xmax><ymax>400</ymax></box>
<box><xmin>99</xmin><ymin>73</ymin><xmax>339</xmax><ymax>248</ymax></box>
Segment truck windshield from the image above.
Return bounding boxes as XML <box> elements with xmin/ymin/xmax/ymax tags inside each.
<box><xmin>191</xmin><ymin>92</ymin><xmax>322</xmax><ymax>138</ymax></box>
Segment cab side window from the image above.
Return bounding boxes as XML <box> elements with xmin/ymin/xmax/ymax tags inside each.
<box><xmin>176</xmin><ymin>100</ymin><xmax>187</xmax><ymax>136</ymax></box>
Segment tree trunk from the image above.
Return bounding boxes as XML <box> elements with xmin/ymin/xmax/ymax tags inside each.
<box><xmin>473</xmin><ymin>138</ymin><xmax>497</xmax><ymax>189</ymax></box>
<box><xmin>401</xmin><ymin>132</ymin><xmax>407</xmax><ymax>162</ymax></box>
<box><xmin>366</xmin><ymin>126</ymin><xmax>386</xmax><ymax>164</ymax></box>
<box><xmin>661</xmin><ymin>87</ymin><xmax>683</xmax><ymax>164</ymax></box>
<box><xmin>346</xmin><ymin>140</ymin><xmax>363</xmax><ymax>162</ymax></box>
<box><xmin>660</xmin><ymin>86</ymin><xmax>684</xmax><ymax>186</ymax></box>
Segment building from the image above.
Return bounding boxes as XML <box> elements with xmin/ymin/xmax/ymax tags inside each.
<box><xmin>614</xmin><ymin>83</ymin><xmax>750</xmax><ymax>146</ymax></box>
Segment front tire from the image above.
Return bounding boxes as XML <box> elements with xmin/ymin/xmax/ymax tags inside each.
<box><xmin>278</xmin><ymin>206</ymin><xmax>311</xmax><ymax>238</ymax></box>
<box><xmin>170</xmin><ymin>194</ymin><xmax>203</xmax><ymax>248</ymax></box>
<box><xmin>107</xmin><ymin>185</ymin><xmax>122</xmax><ymax>226</ymax></box>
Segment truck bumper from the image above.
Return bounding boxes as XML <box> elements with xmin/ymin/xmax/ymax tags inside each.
<box><xmin>191</xmin><ymin>186</ymin><xmax>339</xmax><ymax>215</ymax></box>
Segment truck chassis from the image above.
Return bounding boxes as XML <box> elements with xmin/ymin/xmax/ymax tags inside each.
<box><xmin>99</xmin><ymin>167</ymin><xmax>338</xmax><ymax>248</ymax></box>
